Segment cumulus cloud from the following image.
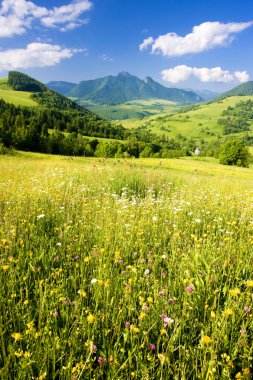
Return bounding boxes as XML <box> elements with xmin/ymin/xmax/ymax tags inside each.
<box><xmin>139</xmin><ymin>36</ymin><xmax>154</xmax><ymax>51</ymax></box>
<box><xmin>140</xmin><ymin>21</ymin><xmax>253</xmax><ymax>56</ymax></box>
<box><xmin>0</xmin><ymin>0</ymin><xmax>92</xmax><ymax>37</ymax></box>
<box><xmin>0</xmin><ymin>43</ymin><xmax>84</xmax><ymax>71</ymax></box>
<box><xmin>161</xmin><ymin>65</ymin><xmax>250</xmax><ymax>84</ymax></box>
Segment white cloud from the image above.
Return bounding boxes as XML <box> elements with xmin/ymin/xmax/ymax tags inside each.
<box><xmin>140</xmin><ymin>21</ymin><xmax>253</xmax><ymax>57</ymax></box>
<box><xmin>0</xmin><ymin>43</ymin><xmax>84</xmax><ymax>71</ymax></box>
<box><xmin>139</xmin><ymin>36</ymin><xmax>154</xmax><ymax>51</ymax></box>
<box><xmin>100</xmin><ymin>54</ymin><xmax>113</xmax><ymax>62</ymax></box>
<box><xmin>161</xmin><ymin>65</ymin><xmax>250</xmax><ymax>84</ymax></box>
<box><xmin>40</xmin><ymin>1</ymin><xmax>92</xmax><ymax>28</ymax></box>
<box><xmin>0</xmin><ymin>0</ymin><xmax>92</xmax><ymax>37</ymax></box>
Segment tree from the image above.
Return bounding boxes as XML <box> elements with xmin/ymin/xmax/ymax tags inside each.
<box><xmin>219</xmin><ymin>139</ymin><xmax>250</xmax><ymax>167</ymax></box>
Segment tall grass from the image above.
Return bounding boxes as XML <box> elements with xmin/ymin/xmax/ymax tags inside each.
<box><xmin>0</xmin><ymin>153</ymin><xmax>252</xmax><ymax>379</ymax></box>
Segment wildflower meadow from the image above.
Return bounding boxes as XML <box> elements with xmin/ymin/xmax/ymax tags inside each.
<box><xmin>0</xmin><ymin>153</ymin><xmax>252</xmax><ymax>379</ymax></box>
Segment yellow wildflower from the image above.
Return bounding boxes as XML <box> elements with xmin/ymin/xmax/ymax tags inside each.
<box><xmin>160</xmin><ymin>328</ymin><xmax>167</xmax><ymax>335</ymax></box>
<box><xmin>77</xmin><ymin>290</ymin><xmax>87</xmax><ymax>297</ymax></box>
<box><xmin>27</xmin><ymin>321</ymin><xmax>34</xmax><ymax>329</ymax></box>
<box><xmin>211</xmin><ymin>311</ymin><xmax>216</xmax><ymax>319</ymax></box>
<box><xmin>158</xmin><ymin>353</ymin><xmax>167</xmax><ymax>365</ymax></box>
<box><xmin>87</xmin><ymin>314</ymin><xmax>95</xmax><ymax>324</ymax></box>
<box><xmin>12</xmin><ymin>333</ymin><xmax>22</xmax><ymax>342</ymax></box>
<box><xmin>225</xmin><ymin>308</ymin><xmax>233</xmax><ymax>317</ymax></box>
<box><xmin>23</xmin><ymin>351</ymin><xmax>32</xmax><ymax>358</ymax></box>
<box><xmin>243</xmin><ymin>368</ymin><xmax>250</xmax><ymax>376</ymax></box>
<box><xmin>201</xmin><ymin>335</ymin><xmax>212</xmax><ymax>344</ymax></box>
<box><xmin>2</xmin><ymin>265</ymin><xmax>10</xmax><ymax>271</ymax></box>
<box><xmin>138</xmin><ymin>312</ymin><xmax>146</xmax><ymax>321</ymax></box>
<box><xmin>23</xmin><ymin>300</ymin><xmax>29</xmax><ymax>306</ymax></box>
<box><xmin>229</xmin><ymin>288</ymin><xmax>240</xmax><ymax>297</ymax></box>
<box><xmin>14</xmin><ymin>350</ymin><xmax>23</xmax><ymax>358</ymax></box>
<box><xmin>246</xmin><ymin>280</ymin><xmax>253</xmax><ymax>288</ymax></box>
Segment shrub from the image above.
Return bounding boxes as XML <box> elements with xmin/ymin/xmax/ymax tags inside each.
<box><xmin>219</xmin><ymin>139</ymin><xmax>250</xmax><ymax>167</ymax></box>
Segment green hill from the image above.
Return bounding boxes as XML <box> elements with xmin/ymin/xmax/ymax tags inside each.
<box><xmin>121</xmin><ymin>96</ymin><xmax>253</xmax><ymax>144</ymax></box>
<box><xmin>0</xmin><ymin>71</ymin><xmax>127</xmax><ymax>155</ymax></box>
<box><xmin>218</xmin><ymin>81</ymin><xmax>253</xmax><ymax>99</ymax></box>
<box><xmin>48</xmin><ymin>72</ymin><xmax>202</xmax><ymax>105</ymax></box>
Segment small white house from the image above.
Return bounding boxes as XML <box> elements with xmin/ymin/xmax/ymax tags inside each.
<box><xmin>195</xmin><ymin>147</ymin><xmax>201</xmax><ymax>155</ymax></box>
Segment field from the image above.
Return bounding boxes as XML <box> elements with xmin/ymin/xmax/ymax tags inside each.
<box><xmin>0</xmin><ymin>88</ymin><xmax>38</xmax><ymax>108</ymax></box>
<box><xmin>0</xmin><ymin>152</ymin><xmax>253</xmax><ymax>379</ymax></box>
<box><xmin>75</xmin><ymin>99</ymin><xmax>180</xmax><ymax>121</ymax></box>
<box><xmin>120</xmin><ymin>96</ymin><xmax>253</xmax><ymax>143</ymax></box>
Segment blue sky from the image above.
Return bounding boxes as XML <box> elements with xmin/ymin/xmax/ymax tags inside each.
<box><xmin>0</xmin><ymin>0</ymin><xmax>253</xmax><ymax>91</ymax></box>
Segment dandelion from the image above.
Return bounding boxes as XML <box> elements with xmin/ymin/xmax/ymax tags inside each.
<box><xmin>87</xmin><ymin>314</ymin><xmax>95</xmax><ymax>324</ymax></box>
<box><xmin>201</xmin><ymin>335</ymin><xmax>212</xmax><ymax>344</ymax></box>
<box><xmin>246</xmin><ymin>280</ymin><xmax>253</xmax><ymax>288</ymax></box>
<box><xmin>229</xmin><ymin>288</ymin><xmax>240</xmax><ymax>297</ymax></box>
<box><xmin>1</xmin><ymin>265</ymin><xmax>10</xmax><ymax>271</ymax></box>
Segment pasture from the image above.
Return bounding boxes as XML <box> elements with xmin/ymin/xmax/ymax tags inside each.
<box><xmin>0</xmin><ymin>153</ymin><xmax>252</xmax><ymax>379</ymax></box>
<box><xmin>0</xmin><ymin>89</ymin><xmax>38</xmax><ymax>108</ymax></box>
<box><xmin>121</xmin><ymin>96</ymin><xmax>253</xmax><ymax>143</ymax></box>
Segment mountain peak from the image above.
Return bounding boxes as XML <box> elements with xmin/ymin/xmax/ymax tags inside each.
<box><xmin>117</xmin><ymin>71</ymin><xmax>132</xmax><ymax>77</ymax></box>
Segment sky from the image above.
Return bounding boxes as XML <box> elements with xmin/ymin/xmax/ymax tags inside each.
<box><xmin>0</xmin><ymin>0</ymin><xmax>253</xmax><ymax>92</ymax></box>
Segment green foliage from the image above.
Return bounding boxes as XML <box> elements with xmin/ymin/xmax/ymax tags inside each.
<box><xmin>218</xmin><ymin>100</ymin><xmax>253</xmax><ymax>135</ymax></box>
<box><xmin>219</xmin><ymin>139</ymin><xmax>250</xmax><ymax>167</ymax></box>
<box><xmin>8</xmin><ymin>71</ymin><xmax>47</xmax><ymax>92</ymax></box>
<box><xmin>31</xmin><ymin>91</ymin><xmax>87</xmax><ymax>112</ymax></box>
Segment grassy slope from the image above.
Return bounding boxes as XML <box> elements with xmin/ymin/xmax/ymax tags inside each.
<box><xmin>0</xmin><ymin>78</ymin><xmax>38</xmax><ymax>107</ymax></box>
<box><xmin>74</xmin><ymin>98</ymin><xmax>180</xmax><ymax>120</ymax></box>
<box><xmin>120</xmin><ymin>96</ymin><xmax>253</xmax><ymax>142</ymax></box>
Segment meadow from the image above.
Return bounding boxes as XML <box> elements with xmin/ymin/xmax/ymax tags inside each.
<box><xmin>75</xmin><ymin>99</ymin><xmax>180</xmax><ymax>121</ymax></box>
<box><xmin>0</xmin><ymin>152</ymin><xmax>253</xmax><ymax>379</ymax></box>
<box><xmin>120</xmin><ymin>96</ymin><xmax>253</xmax><ymax>143</ymax></box>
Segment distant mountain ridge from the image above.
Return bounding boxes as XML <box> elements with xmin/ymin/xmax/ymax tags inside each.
<box><xmin>47</xmin><ymin>72</ymin><xmax>202</xmax><ymax>104</ymax></box>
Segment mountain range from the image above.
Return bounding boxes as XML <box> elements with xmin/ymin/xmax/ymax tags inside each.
<box><xmin>47</xmin><ymin>72</ymin><xmax>203</xmax><ymax>105</ymax></box>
